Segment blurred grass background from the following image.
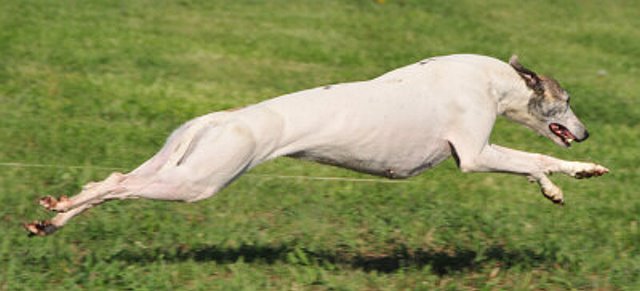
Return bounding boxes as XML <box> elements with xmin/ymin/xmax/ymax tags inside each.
<box><xmin>1</xmin><ymin>0</ymin><xmax>638</xmax><ymax>289</ymax></box>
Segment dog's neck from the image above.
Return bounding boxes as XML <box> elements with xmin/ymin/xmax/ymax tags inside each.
<box><xmin>493</xmin><ymin>69</ymin><xmax>537</xmax><ymax>123</ymax></box>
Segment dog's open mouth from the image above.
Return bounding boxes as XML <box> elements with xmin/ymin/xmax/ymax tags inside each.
<box><xmin>549</xmin><ymin>123</ymin><xmax>577</xmax><ymax>146</ymax></box>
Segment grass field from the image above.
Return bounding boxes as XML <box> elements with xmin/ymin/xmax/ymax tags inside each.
<box><xmin>1</xmin><ymin>0</ymin><xmax>639</xmax><ymax>289</ymax></box>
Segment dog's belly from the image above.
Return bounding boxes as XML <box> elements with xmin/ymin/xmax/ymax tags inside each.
<box><xmin>287</xmin><ymin>138</ymin><xmax>451</xmax><ymax>179</ymax></box>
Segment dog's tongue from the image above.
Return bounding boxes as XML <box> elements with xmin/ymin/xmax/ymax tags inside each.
<box><xmin>550</xmin><ymin>123</ymin><xmax>576</xmax><ymax>141</ymax></box>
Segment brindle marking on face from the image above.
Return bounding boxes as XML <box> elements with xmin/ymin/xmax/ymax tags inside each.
<box><xmin>510</xmin><ymin>55</ymin><xmax>571</xmax><ymax>119</ymax></box>
<box><xmin>528</xmin><ymin>76</ymin><xmax>570</xmax><ymax>118</ymax></box>
<box><xmin>541</xmin><ymin>76</ymin><xmax>569</xmax><ymax>102</ymax></box>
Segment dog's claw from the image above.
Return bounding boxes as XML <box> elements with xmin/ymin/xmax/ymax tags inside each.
<box><xmin>39</xmin><ymin>196</ymin><xmax>57</xmax><ymax>209</ymax></box>
<box><xmin>574</xmin><ymin>165</ymin><xmax>609</xmax><ymax>179</ymax></box>
<box><xmin>549</xmin><ymin>196</ymin><xmax>564</xmax><ymax>206</ymax></box>
<box><xmin>24</xmin><ymin>220</ymin><xmax>58</xmax><ymax>237</ymax></box>
<box><xmin>39</xmin><ymin>195</ymin><xmax>69</xmax><ymax>212</ymax></box>
<box><xmin>541</xmin><ymin>185</ymin><xmax>564</xmax><ymax>205</ymax></box>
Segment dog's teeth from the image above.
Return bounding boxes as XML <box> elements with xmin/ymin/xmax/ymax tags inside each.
<box><xmin>566</xmin><ymin>138</ymin><xmax>574</xmax><ymax>143</ymax></box>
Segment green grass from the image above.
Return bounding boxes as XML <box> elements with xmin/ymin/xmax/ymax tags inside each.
<box><xmin>1</xmin><ymin>0</ymin><xmax>639</xmax><ymax>289</ymax></box>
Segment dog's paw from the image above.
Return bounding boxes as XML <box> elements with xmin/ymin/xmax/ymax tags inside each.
<box><xmin>39</xmin><ymin>195</ymin><xmax>69</xmax><ymax>212</ymax></box>
<box><xmin>541</xmin><ymin>184</ymin><xmax>564</xmax><ymax>205</ymax></box>
<box><xmin>24</xmin><ymin>220</ymin><xmax>58</xmax><ymax>237</ymax></box>
<box><xmin>572</xmin><ymin>164</ymin><xmax>609</xmax><ymax>179</ymax></box>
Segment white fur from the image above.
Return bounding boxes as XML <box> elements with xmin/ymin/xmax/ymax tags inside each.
<box><xmin>29</xmin><ymin>54</ymin><xmax>609</xmax><ymax>235</ymax></box>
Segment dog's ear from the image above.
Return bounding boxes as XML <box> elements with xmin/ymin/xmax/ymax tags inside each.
<box><xmin>509</xmin><ymin>55</ymin><xmax>544</xmax><ymax>94</ymax></box>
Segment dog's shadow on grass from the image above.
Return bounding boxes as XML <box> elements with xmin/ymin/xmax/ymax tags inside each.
<box><xmin>110</xmin><ymin>243</ymin><xmax>551</xmax><ymax>275</ymax></box>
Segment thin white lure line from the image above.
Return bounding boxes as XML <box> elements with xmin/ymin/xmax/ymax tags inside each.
<box><xmin>0</xmin><ymin>162</ymin><xmax>410</xmax><ymax>184</ymax></box>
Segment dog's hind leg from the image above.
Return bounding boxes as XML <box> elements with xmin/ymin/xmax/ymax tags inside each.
<box><xmin>37</xmin><ymin>171</ymin><xmax>127</xmax><ymax>213</ymax></box>
<box><xmin>25</xmin><ymin>118</ymin><xmax>262</xmax><ymax>236</ymax></box>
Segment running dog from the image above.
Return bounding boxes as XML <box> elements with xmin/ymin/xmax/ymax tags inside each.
<box><xmin>25</xmin><ymin>54</ymin><xmax>609</xmax><ymax>236</ymax></box>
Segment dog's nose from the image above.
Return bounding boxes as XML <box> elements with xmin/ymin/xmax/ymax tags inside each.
<box><xmin>576</xmin><ymin>130</ymin><xmax>589</xmax><ymax>142</ymax></box>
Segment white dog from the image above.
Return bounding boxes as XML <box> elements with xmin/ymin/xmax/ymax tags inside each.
<box><xmin>26</xmin><ymin>54</ymin><xmax>609</xmax><ymax>236</ymax></box>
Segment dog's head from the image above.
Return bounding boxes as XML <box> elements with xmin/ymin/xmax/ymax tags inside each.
<box><xmin>507</xmin><ymin>55</ymin><xmax>589</xmax><ymax>147</ymax></box>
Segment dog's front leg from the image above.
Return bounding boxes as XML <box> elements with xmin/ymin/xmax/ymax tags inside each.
<box><xmin>451</xmin><ymin>142</ymin><xmax>608</xmax><ymax>204</ymax></box>
<box><xmin>489</xmin><ymin>145</ymin><xmax>609</xmax><ymax>179</ymax></box>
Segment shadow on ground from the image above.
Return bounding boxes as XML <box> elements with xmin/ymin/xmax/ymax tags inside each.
<box><xmin>110</xmin><ymin>243</ymin><xmax>552</xmax><ymax>275</ymax></box>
